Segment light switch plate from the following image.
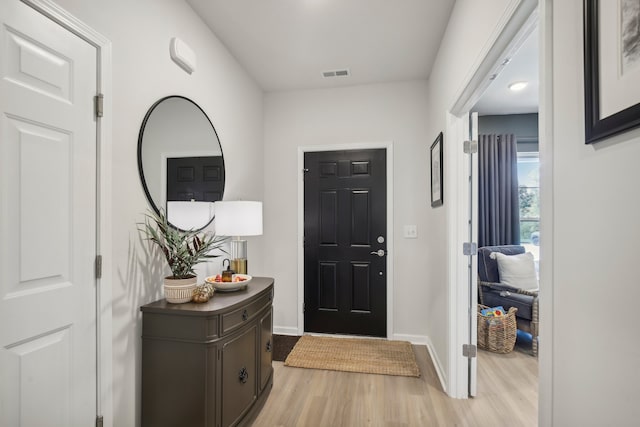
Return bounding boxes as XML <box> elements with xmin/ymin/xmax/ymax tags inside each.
<box><xmin>403</xmin><ymin>225</ymin><xmax>417</xmax><ymax>239</ymax></box>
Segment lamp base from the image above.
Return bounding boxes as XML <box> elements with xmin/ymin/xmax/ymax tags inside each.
<box><xmin>230</xmin><ymin>239</ymin><xmax>248</xmax><ymax>274</ymax></box>
<box><xmin>231</xmin><ymin>258</ymin><xmax>247</xmax><ymax>274</ymax></box>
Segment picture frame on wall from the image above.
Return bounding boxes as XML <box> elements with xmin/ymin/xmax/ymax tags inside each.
<box><xmin>430</xmin><ymin>132</ymin><xmax>443</xmax><ymax>207</ymax></box>
<box><xmin>584</xmin><ymin>0</ymin><xmax>640</xmax><ymax>144</ymax></box>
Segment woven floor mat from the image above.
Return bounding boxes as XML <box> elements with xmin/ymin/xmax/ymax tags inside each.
<box><xmin>284</xmin><ymin>335</ymin><xmax>420</xmax><ymax>377</ymax></box>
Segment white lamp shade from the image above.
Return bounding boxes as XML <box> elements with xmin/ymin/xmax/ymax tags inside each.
<box><xmin>214</xmin><ymin>201</ymin><xmax>263</xmax><ymax>236</ymax></box>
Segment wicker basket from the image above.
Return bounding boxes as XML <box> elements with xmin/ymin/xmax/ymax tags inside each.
<box><xmin>477</xmin><ymin>305</ymin><xmax>518</xmax><ymax>353</ymax></box>
<box><xmin>163</xmin><ymin>276</ymin><xmax>197</xmax><ymax>304</ymax></box>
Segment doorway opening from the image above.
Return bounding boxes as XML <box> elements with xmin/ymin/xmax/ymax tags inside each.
<box><xmin>445</xmin><ymin>0</ymin><xmax>547</xmax><ymax>403</ymax></box>
<box><xmin>472</xmin><ymin>25</ymin><xmax>540</xmax><ymax>406</ymax></box>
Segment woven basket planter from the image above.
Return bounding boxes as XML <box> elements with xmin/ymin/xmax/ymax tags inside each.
<box><xmin>477</xmin><ymin>304</ymin><xmax>518</xmax><ymax>354</ymax></box>
<box><xmin>164</xmin><ymin>276</ymin><xmax>197</xmax><ymax>304</ymax></box>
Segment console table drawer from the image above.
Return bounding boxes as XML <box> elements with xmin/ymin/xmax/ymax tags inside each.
<box><xmin>221</xmin><ymin>292</ymin><xmax>271</xmax><ymax>336</ymax></box>
<box><xmin>143</xmin><ymin>313</ymin><xmax>215</xmax><ymax>341</ymax></box>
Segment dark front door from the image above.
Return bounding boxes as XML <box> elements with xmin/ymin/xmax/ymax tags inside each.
<box><xmin>304</xmin><ymin>149</ymin><xmax>387</xmax><ymax>337</ymax></box>
<box><xmin>167</xmin><ymin>156</ymin><xmax>225</xmax><ymax>202</ymax></box>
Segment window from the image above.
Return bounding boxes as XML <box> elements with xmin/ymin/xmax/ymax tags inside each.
<box><xmin>518</xmin><ymin>152</ymin><xmax>539</xmax><ymax>257</ymax></box>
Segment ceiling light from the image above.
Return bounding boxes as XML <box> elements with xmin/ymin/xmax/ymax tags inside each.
<box><xmin>508</xmin><ymin>81</ymin><xmax>528</xmax><ymax>91</ymax></box>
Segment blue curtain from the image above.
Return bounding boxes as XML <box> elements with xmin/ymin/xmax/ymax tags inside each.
<box><xmin>478</xmin><ymin>134</ymin><xmax>520</xmax><ymax>247</ymax></box>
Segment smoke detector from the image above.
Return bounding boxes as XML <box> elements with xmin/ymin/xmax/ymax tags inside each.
<box><xmin>322</xmin><ymin>69</ymin><xmax>350</xmax><ymax>78</ymax></box>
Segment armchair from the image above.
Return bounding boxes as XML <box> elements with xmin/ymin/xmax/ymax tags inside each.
<box><xmin>477</xmin><ymin>245</ymin><xmax>539</xmax><ymax>356</ymax></box>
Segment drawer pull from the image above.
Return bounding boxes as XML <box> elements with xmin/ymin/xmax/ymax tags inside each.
<box><xmin>238</xmin><ymin>367</ymin><xmax>249</xmax><ymax>384</ymax></box>
<box><xmin>242</xmin><ymin>309</ymin><xmax>249</xmax><ymax>321</ymax></box>
<box><xmin>266</xmin><ymin>340</ymin><xmax>272</xmax><ymax>353</ymax></box>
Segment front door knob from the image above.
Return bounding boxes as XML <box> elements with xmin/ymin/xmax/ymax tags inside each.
<box><xmin>370</xmin><ymin>249</ymin><xmax>386</xmax><ymax>257</ymax></box>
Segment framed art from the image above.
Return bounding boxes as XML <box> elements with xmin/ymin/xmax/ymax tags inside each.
<box><xmin>584</xmin><ymin>0</ymin><xmax>640</xmax><ymax>144</ymax></box>
<box><xmin>430</xmin><ymin>132</ymin><xmax>443</xmax><ymax>207</ymax></box>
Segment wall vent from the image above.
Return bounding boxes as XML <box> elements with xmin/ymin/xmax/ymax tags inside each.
<box><xmin>322</xmin><ymin>69</ymin><xmax>350</xmax><ymax>78</ymax></box>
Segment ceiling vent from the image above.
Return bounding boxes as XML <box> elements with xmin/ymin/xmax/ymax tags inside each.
<box><xmin>322</xmin><ymin>69</ymin><xmax>350</xmax><ymax>78</ymax></box>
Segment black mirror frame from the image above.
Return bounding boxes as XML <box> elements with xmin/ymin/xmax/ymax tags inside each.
<box><xmin>137</xmin><ymin>95</ymin><xmax>225</xmax><ymax>231</ymax></box>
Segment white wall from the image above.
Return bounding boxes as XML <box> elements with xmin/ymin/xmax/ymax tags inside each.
<box><xmin>549</xmin><ymin>1</ymin><xmax>640</xmax><ymax>424</ymax></box>
<box><xmin>50</xmin><ymin>1</ymin><xmax>264</xmax><ymax>426</ymax></box>
<box><xmin>263</xmin><ymin>81</ymin><xmax>432</xmax><ymax>341</ymax></box>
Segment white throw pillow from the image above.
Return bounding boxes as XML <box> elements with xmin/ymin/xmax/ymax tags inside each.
<box><xmin>490</xmin><ymin>251</ymin><xmax>539</xmax><ymax>291</ymax></box>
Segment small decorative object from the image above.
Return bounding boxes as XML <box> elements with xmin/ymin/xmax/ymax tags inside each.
<box><xmin>221</xmin><ymin>258</ymin><xmax>234</xmax><ymax>282</ymax></box>
<box><xmin>584</xmin><ymin>0</ymin><xmax>640</xmax><ymax>143</ymax></box>
<box><xmin>192</xmin><ymin>283</ymin><xmax>214</xmax><ymax>304</ymax></box>
<box><xmin>139</xmin><ymin>209</ymin><xmax>227</xmax><ymax>303</ymax></box>
<box><xmin>430</xmin><ymin>132</ymin><xmax>443</xmax><ymax>207</ymax></box>
<box><xmin>480</xmin><ymin>306</ymin><xmax>505</xmax><ymax>317</ymax></box>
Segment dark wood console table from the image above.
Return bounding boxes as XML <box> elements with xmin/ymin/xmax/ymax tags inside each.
<box><xmin>141</xmin><ymin>277</ymin><xmax>274</xmax><ymax>427</ymax></box>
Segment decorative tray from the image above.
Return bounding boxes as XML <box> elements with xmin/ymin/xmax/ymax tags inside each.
<box><xmin>205</xmin><ymin>274</ymin><xmax>252</xmax><ymax>292</ymax></box>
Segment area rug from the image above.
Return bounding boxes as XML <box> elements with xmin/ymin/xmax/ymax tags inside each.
<box><xmin>284</xmin><ymin>335</ymin><xmax>420</xmax><ymax>377</ymax></box>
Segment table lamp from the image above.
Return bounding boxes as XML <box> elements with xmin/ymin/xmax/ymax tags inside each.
<box><xmin>214</xmin><ymin>201</ymin><xmax>263</xmax><ymax>274</ymax></box>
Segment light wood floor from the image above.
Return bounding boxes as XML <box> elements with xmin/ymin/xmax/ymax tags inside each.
<box><xmin>251</xmin><ymin>344</ymin><xmax>537</xmax><ymax>427</ymax></box>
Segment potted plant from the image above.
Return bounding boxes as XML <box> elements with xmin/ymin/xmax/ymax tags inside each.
<box><xmin>139</xmin><ymin>209</ymin><xmax>227</xmax><ymax>303</ymax></box>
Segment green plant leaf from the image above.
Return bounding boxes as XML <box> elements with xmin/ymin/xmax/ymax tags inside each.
<box><xmin>138</xmin><ymin>208</ymin><xmax>229</xmax><ymax>279</ymax></box>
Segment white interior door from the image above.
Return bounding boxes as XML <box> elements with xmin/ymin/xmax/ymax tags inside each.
<box><xmin>466</xmin><ymin>112</ymin><xmax>479</xmax><ymax>397</ymax></box>
<box><xmin>0</xmin><ymin>1</ymin><xmax>98</xmax><ymax>426</ymax></box>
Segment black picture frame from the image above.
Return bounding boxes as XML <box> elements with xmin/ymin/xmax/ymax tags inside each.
<box><xmin>430</xmin><ymin>132</ymin><xmax>443</xmax><ymax>207</ymax></box>
<box><xmin>584</xmin><ymin>0</ymin><xmax>640</xmax><ymax>144</ymax></box>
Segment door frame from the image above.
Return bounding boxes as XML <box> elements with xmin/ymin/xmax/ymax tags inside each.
<box><xmin>22</xmin><ymin>0</ymin><xmax>114</xmax><ymax>424</ymax></box>
<box><xmin>444</xmin><ymin>0</ymin><xmax>552</xmax><ymax>401</ymax></box>
<box><xmin>297</xmin><ymin>142</ymin><xmax>394</xmax><ymax>339</ymax></box>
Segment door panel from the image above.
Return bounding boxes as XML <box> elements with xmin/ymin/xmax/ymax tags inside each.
<box><xmin>4</xmin><ymin>327</ymin><xmax>72</xmax><ymax>427</ymax></box>
<box><xmin>166</xmin><ymin>155</ymin><xmax>224</xmax><ymax>203</ymax></box>
<box><xmin>304</xmin><ymin>149</ymin><xmax>386</xmax><ymax>337</ymax></box>
<box><xmin>4</xmin><ymin>26</ymin><xmax>73</xmax><ymax>102</ymax></box>
<box><xmin>221</xmin><ymin>326</ymin><xmax>257</xmax><ymax>427</ymax></box>
<box><xmin>11</xmin><ymin>119</ymin><xmax>71</xmax><ymax>285</ymax></box>
<box><xmin>259</xmin><ymin>309</ymin><xmax>273</xmax><ymax>391</ymax></box>
<box><xmin>0</xmin><ymin>1</ymin><xmax>98</xmax><ymax>425</ymax></box>
<box><xmin>351</xmin><ymin>262</ymin><xmax>371</xmax><ymax>311</ymax></box>
<box><xmin>318</xmin><ymin>262</ymin><xmax>338</xmax><ymax>310</ymax></box>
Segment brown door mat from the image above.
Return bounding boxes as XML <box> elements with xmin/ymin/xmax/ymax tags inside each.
<box><xmin>284</xmin><ymin>335</ymin><xmax>420</xmax><ymax>377</ymax></box>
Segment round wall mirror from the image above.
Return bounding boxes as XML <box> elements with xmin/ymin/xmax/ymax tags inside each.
<box><xmin>138</xmin><ymin>96</ymin><xmax>225</xmax><ymax>230</ymax></box>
